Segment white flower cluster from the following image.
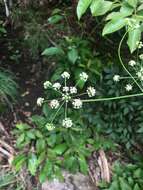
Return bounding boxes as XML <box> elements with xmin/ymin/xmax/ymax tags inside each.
<box><xmin>136</xmin><ymin>41</ymin><xmax>143</xmax><ymax>49</ymax></box>
<box><xmin>63</xmin><ymin>86</ymin><xmax>69</xmax><ymax>92</ymax></box>
<box><xmin>139</xmin><ymin>54</ymin><xmax>143</xmax><ymax>60</ymax></box>
<box><xmin>37</xmin><ymin>97</ymin><xmax>44</xmax><ymax>106</ymax></box>
<box><xmin>113</xmin><ymin>75</ymin><xmax>120</xmax><ymax>82</ymax></box>
<box><xmin>128</xmin><ymin>60</ymin><xmax>136</xmax><ymax>67</ymax></box>
<box><xmin>45</xmin><ymin>123</ymin><xmax>55</xmax><ymax>131</ymax></box>
<box><xmin>53</xmin><ymin>82</ymin><xmax>61</xmax><ymax>90</ymax></box>
<box><xmin>87</xmin><ymin>86</ymin><xmax>96</xmax><ymax>97</ymax></box>
<box><xmin>62</xmin><ymin>118</ymin><xmax>73</xmax><ymax>128</ymax></box>
<box><xmin>125</xmin><ymin>84</ymin><xmax>133</xmax><ymax>91</ymax></box>
<box><xmin>61</xmin><ymin>71</ymin><xmax>70</xmax><ymax>79</ymax></box>
<box><xmin>137</xmin><ymin>67</ymin><xmax>143</xmax><ymax>81</ymax></box>
<box><xmin>44</xmin><ymin>81</ymin><xmax>52</xmax><ymax>89</ymax></box>
<box><xmin>72</xmin><ymin>99</ymin><xmax>82</xmax><ymax>109</ymax></box>
<box><xmin>70</xmin><ymin>86</ymin><xmax>77</xmax><ymax>94</ymax></box>
<box><xmin>79</xmin><ymin>72</ymin><xmax>88</xmax><ymax>81</ymax></box>
<box><xmin>49</xmin><ymin>99</ymin><xmax>59</xmax><ymax>109</ymax></box>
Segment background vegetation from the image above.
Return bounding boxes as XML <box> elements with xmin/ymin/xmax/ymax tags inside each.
<box><xmin>0</xmin><ymin>0</ymin><xmax>143</xmax><ymax>189</ymax></box>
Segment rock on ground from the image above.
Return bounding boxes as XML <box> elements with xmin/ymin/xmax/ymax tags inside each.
<box><xmin>42</xmin><ymin>171</ymin><xmax>95</xmax><ymax>190</ymax></box>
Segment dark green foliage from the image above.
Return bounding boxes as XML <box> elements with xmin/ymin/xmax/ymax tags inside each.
<box><xmin>99</xmin><ymin>162</ymin><xmax>143</xmax><ymax>190</ymax></box>
<box><xmin>91</xmin><ymin>66</ymin><xmax>143</xmax><ymax>149</ymax></box>
<box><xmin>0</xmin><ymin>69</ymin><xmax>18</xmax><ymax>105</ymax></box>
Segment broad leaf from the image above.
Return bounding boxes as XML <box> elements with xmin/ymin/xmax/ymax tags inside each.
<box><xmin>102</xmin><ymin>18</ymin><xmax>126</xmax><ymax>35</ymax></box>
<box><xmin>42</xmin><ymin>47</ymin><xmax>64</xmax><ymax>56</ymax></box>
<box><xmin>126</xmin><ymin>0</ymin><xmax>138</xmax><ymax>8</ymax></box>
<box><xmin>68</xmin><ymin>48</ymin><xmax>78</xmax><ymax>64</ymax></box>
<box><xmin>133</xmin><ymin>184</ymin><xmax>140</xmax><ymax>190</ymax></box>
<box><xmin>78</xmin><ymin>154</ymin><xmax>88</xmax><ymax>174</ymax></box>
<box><xmin>53</xmin><ymin>143</ymin><xmax>67</xmax><ymax>155</ymax></box>
<box><xmin>77</xmin><ymin>0</ymin><xmax>92</xmax><ymax>20</ymax></box>
<box><xmin>127</xmin><ymin>27</ymin><xmax>141</xmax><ymax>53</ymax></box>
<box><xmin>28</xmin><ymin>154</ymin><xmax>38</xmax><ymax>176</ymax></box>
<box><xmin>90</xmin><ymin>0</ymin><xmax>112</xmax><ymax>16</ymax></box>
<box><xmin>12</xmin><ymin>154</ymin><xmax>26</xmax><ymax>171</ymax></box>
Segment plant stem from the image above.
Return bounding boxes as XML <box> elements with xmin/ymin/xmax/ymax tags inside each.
<box><xmin>82</xmin><ymin>93</ymin><xmax>143</xmax><ymax>103</ymax></box>
<box><xmin>118</xmin><ymin>30</ymin><xmax>143</xmax><ymax>92</ymax></box>
<box><xmin>50</xmin><ymin>101</ymin><xmax>65</xmax><ymax>123</ymax></box>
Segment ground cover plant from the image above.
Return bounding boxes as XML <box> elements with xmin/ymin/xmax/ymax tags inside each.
<box><xmin>0</xmin><ymin>0</ymin><xmax>143</xmax><ymax>189</ymax></box>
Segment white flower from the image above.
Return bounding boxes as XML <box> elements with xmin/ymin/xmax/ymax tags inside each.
<box><xmin>37</xmin><ymin>97</ymin><xmax>44</xmax><ymax>106</ymax></box>
<box><xmin>53</xmin><ymin>82</ymin><xmax>61</xmax><ymax>90</ymax></box>
<box><xmin>62</xmin><ymin>118</ymin><xmax>73</xmax><ymax>128</ymax></box>
<box><xmin>72</xmin><ymin>99</ymin><xmax>82</xmax><ymax>109</ymax></box>
<box><xmin>79</xmin><ymin>72</ymin><xmax>88</xmax><ymax>81</ymax></box>
<box><xmin>139</xmin><ymin>54</ymin><xmax>143</xmax><ymax>60</ymax></box>
<box><xmin>137</xmin><ymin>71</ymin><xmax>142</xmax><ymax>78</ymax></box>
<box><xmin>87</xmin><ymin>87</ymin><xmax>96</xmax><ymax>97</ymax></box>
<box><xmin>49</xmin><ymin>99</ymin><xmax>59</xmax><ymax>109</ymax></box>
<box><xmin>125</xmin><ymin>84</ymin><xmax>133</xmax><ymax>91</ymax></box>
<box><xmin>62</xmin><ymin>94</ymin><xmax>71</xmax><ymax>102</ymax></box>
<box><xmin>70</xmin><ymin>86</ymin><xmax>77</xmax><ymax>94</ymax></box>
<box><xmin>63</xmin><ymin>86</ymin><xmax>69</xmax><ymax>92</ymax></box>
<box><xmin>140</xmin><ymin>76</ymin><xmax>143</xmax><ymax>81</ymax></box>
<box><xmin>44</xmin><ymin>81</ymin><xmax>52</xmax><ymax>89</ymax></box>
<box><xmin>46</xmin><ymin>123</ymin><xmax>55</xmax><ymax>131</ymax></box>
<box><xmin>136</xmin><ymin>41</ymin><xmax>143</xmax><ymax>49</ymax></box>
<box><xmin>61</xmin><ymin>71</ymin><xmax>70</xmax><ymax>79</ymax></box>
<box><xmin>128</xmin><ymin>60</ymin><xmax>136</xmax><ymax>67</ymax></box>
<box><xmin>113</xmin><ymin>75</ymin><xmax>120</xmax><ymax>82</ymax></box>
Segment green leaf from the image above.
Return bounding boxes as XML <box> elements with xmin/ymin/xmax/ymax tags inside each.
<box><xmin>119</xmin><ymin>177</ymin><xmax>132</xmax><ymax>190</ymax></box>
<box><xmin>36</xmin><ymin>139</ymin><xmax>46</xmax><ymax>153</ymax></box>
<box><xmin>102</xmin><ymin>18</ymin><xmax>126</xmax><ymax>35</ymax></box>
<box><xmin>106</xmin><ymin>12</ymin><xmax>126</xmax><ymax>21</ymax></box>
<box><xmin>68</xmin><ymin>48</ymin><xmax>78</xmax><ymax>64</ymax></box>
<box><xmin>39</xmin><ymin>160</ymin><xmax>53</xmax><ymax>182</ymax></box>
<box><xmin>28</xmin><ymin>154</ymin><xmax>38</xmax><ymax>176</ymax></box>
<box><xmin>53</xmin><ymin>143</ymin><xmax>67</xmax><ymax>155</ymax></box>
<box><xmin>133</xmin><ymin>184</ymin><xmax>140</xmax><ymax>190</ymax></box>
<box><xmin>127</xmin><ymin>27</ymin><xmax>141</xmax><ymax>53</ymax></box>
<box><xmin>90</xmin><ymin>0</ymin><xmax>112</xmax><ymax>16</ymax></box>
<box><xmin>77</xmin><ymin>0</ymin><xmax>92</xmax><ymax>20</ymax></box>
<box><xmin>26</xmin><ymin>130</ymin><xmax>35</xmax><ymax>139</ymax></box>
<box><xmin>48</xmin><ymin>15</ymin><xmax>63</xmax><ymax>24</ymax></box>
<box><xmin>16</xmin><ymin>133</ymin><xmax>25</xmax><ymax>145</ymax></box>
<box><xmin>78</xmin><ymin>154</ymin><xmax>88</xmax><ymax>174</ymax></box>
<box><xmin>41</xmin><ymin>47</ymin><xmax>64</xmax><ymax>56</ymax></box>
<box><xmin>126</xmin><ymin>0</ymin><xmax>138</xmax><ymax>8</ymax></box>
<box><xmin>137</xmin><ymin>127</ymin><xmax>143</xmax><ymax>133</ymax></box>
<box><xmin>120</xmin><ymin>3</ymin><xmax>134</xmax><ymax>15</ymax></box>
<box><xmin>16</xmin><ymin>123</ymin><xmax>30</xmax><ymax>130</ymax></box>
<box><xmin>12</xmin><ymin>154</ymin><xmax>26</xmax><ymax>171</ymax></box>
<box><xmin>0</xmin><ymin>27</ymin><xmax>6</xmax><ymax>33</ymax></box>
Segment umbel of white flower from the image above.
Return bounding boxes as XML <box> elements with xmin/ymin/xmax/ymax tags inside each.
<box><xmin>37</xmin><ymin>71</ymin><xmax>97</xmax><ymax>129</ymax></box>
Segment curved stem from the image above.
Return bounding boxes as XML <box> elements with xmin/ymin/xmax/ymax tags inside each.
<box><xmin>118</xmin><ymin>31</ymin><xmax>143</xmax><ymax>92</ymax></box>
<box><xmin>82</xmin><ymin>93</ymin><xmax>143</xmax><ymax>103</ymax></box>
